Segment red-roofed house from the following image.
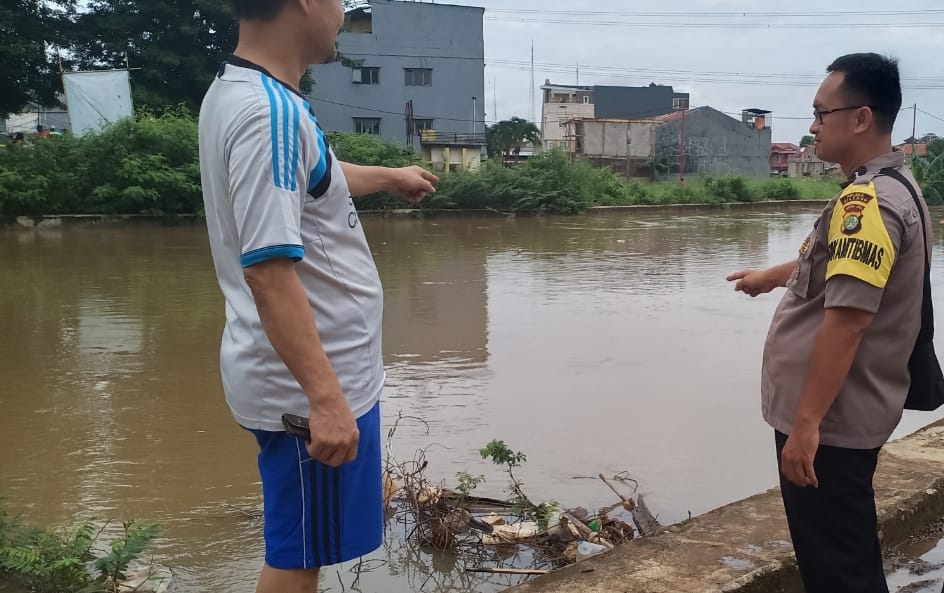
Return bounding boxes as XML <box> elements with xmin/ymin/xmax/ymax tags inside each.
<box><xmin>896</xmin><ymin>143</ymin><xmax>928</xmax><ymax>157</ymax></box>
<box><xmin>771</xmin><ymin>143</ymin><xmax>800</xmax><ymax>175</ymax></box>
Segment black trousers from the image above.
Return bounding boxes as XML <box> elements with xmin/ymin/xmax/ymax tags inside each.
<box><xmin>775</xmin><ymin>431</ymin><xmax>888</xmax><ymax>593</ymax></box>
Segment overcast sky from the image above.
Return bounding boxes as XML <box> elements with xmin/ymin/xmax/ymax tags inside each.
<box><xmin>453</xmin><ymin>0</ymin><xmax>944</xmax><ymax>144</ymax></box>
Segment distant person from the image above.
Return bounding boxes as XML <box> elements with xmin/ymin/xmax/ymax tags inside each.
<box><xmin>49</xmin><ymin>126</ymin><xmax>61</xmax><ymax>137</ymax></box>
<box><xmin>12</xmin><ymin>132</ymin><xmax>24</xmax><ymax>145</ymax></box>
<box><xmin>198</xmin><ymin>0</ymin><xmax>438</xmax><ymax>591</ymax></box>
<box><xmin>727</xmin><ymin>53</ymin><xmax>928</xmax><ymax>593</ymax></box>
<box><xmin>35</xmin><ymin>124</ymin><xmax>49</xmax><ymax>138</ymax></box>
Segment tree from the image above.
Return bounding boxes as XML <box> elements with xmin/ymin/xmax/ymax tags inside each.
<box><xmin>0</xmin><ymin>0</ymin><xmax>66</xmax><ymax>117</ymax></box>
<box><xmin>67</xmin><ymin>0</ymin><xmax>239</xmax><ymax>112</ymax></box>
<box><xmin>66</xmin><ymin>0</ymin><xmax>365</xmax><ymax>109</ymax></box>
<box><xmin>799</xmin><ymin>135</ymin><xmax>814</xmax><ymax>147</ymax></box>
<box><xmin>488</xmin><ymin>117</ymin><xmax>541</xmax><ymax>163</ymax></box>
<box><xmin>928</xmin><ymin>137</ymin><xmax>944</xmax><ymax>158</ymax></box>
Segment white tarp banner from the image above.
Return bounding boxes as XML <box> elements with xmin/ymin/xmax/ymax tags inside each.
<box><xmin>62</xmin><ymin>70</ymin><xmax>133</xmax><ymax>135</ymax></box>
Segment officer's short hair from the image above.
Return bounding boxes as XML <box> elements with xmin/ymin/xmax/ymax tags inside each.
<box><xmin>827</xmin><ymin>53</ymin><xmax>902</xmax><ymax>135</ymax></box>
<box><xmin>227</xmin><ymin>0</ymin><xmax>290</xmax><ymax>21</ymax></box>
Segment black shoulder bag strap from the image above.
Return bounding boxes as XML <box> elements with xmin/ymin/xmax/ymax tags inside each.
<box><xmin>879</xmin><ymin>167</ymin><xmax>944</xmax><ymax>411</ymax></box>
<box><xmin>879</xmin><ymin>167</ymin><xmax>933</xmax><ymax>344</ymax></box>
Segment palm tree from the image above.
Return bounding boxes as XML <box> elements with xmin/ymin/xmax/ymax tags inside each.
<box><xmin>487</xmin><ymin>117</ymin><xmax>541</xmax><ymax>164</ymax></box>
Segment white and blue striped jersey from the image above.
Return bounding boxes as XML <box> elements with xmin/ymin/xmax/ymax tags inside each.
<box><xmin>199</xmin><ymin>56</ymin><xmax>384</xmax><ymax>430</ymax></box>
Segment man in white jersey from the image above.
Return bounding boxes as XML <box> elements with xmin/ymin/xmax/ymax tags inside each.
<box><xmin>198</xmin><ymin>1</ymin><xmax>438</xmax><ymax>591</ymax></box>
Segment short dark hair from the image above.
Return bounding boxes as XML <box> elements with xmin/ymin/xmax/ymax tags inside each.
<box><xmin>227</xmin><ymin>0</ymin><xmax>290</xmax><ymax>21</ymax></box>
<box><xmin>826</xmin><ymin>53</ymin><xmax>902</xmax><ymax>134</ymax></box>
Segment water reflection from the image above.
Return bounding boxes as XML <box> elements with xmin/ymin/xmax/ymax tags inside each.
<box><xmin>1</xmin><ymin>204</ymin><xmax>942</xmax><ymax>593</ymax></box>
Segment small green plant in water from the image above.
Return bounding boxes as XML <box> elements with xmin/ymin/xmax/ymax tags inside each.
<box><xmin>455</xmin><ymin>471</ymin><xmax>486</xmax><ymax>504</ymax></box>
<box><xmin>0</xmin><ymin>502</ymin><xmax>159</xmax><ymax>593</ymax></box>
<box><xmin>94</xmin><ymin>521</ymin><xmax>160</xmax><ymax>588</ymax></box>
<box><xmin>480</xmin><ymin>439</ymin><xmax>551</xmax><ymax>523</ymax></box>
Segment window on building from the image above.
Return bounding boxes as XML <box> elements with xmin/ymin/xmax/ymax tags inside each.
<box><xmin>414</xmin><ymin>119</ymin><xmax>435</xmax><ymax>132</ymax></box>
<box><xmin>559</xmin><ymin>141</ymin><xmax>567</xmax><ymax>149</ymax></box>
<box><xmin>582</xmin><ymin>95</ymin><xmax>590</xmax><ymax>104</ymax></box>
<box><xmin>673</xmin><ymin>97</ymin><xmax>690</xmax><ymax>110</ymax></box>
<box><xmin>405</xmin><ymin>68</ymin><xmax>433</xmax><ymax>87</ymax></box>
<box><xmin>353</xmin><ymin>117</ymin><xmax>381</xmax><ymax>135</ymax></box>
<box><xmin>352</xmin><ymin>67</ymin><xmax>380</xmax><ymax>85</ymax></box>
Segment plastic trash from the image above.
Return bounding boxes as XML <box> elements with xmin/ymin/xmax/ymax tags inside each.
<box><xmin>576</xmin><ymin>540</ymin><xmax>608</xmax><ymax>561</ymax></box>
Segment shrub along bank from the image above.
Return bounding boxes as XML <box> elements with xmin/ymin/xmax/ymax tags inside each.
<box><xmin>0</xmin><ymin>111</ymin><xmax>840</xmax><ymax>217</ymax></box>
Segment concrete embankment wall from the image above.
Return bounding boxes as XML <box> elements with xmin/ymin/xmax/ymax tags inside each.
<box><xmin>505</xmin><ymin>420</ymin><xmax>944</xmax><ymax>593</ymax></box>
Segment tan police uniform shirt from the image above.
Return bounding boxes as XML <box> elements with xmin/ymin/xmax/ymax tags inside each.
<box><xmin>762</xmin><ymin>150</ymin><xmax>929</xmax><ymax>449</ymax></box>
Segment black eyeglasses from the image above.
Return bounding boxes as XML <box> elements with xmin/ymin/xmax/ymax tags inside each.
<box><xmin>813</xmin><ymin>105</ymin><xmax>876</xmax><ymax>125</ymax></box>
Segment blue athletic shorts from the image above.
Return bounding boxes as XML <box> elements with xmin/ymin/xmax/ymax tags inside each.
<box><xmin>247</xmin><ymin>401</ymin><xmax>383</xmax><ymax>569</ymax></box>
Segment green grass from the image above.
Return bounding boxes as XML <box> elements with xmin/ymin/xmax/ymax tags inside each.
<box><xmin>591</xmin><ymin>175</ymin><xmax>840</xmax><ymax>208</ymax></box>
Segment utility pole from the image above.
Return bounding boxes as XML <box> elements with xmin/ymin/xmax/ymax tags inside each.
<box><xmin>679</xmin><ymin>111</ymin><xmax>685</xmax><ymax>186</ymax></box>
<box><xmin>912</xmin><ymin>103</ymin><xmax>918</xmax><ymax>163</ymax></box>
<box><xmin>405</xmin><ymin>100</ymin><xmax>414</xmax><ymax>149</ymax></box>
<box><xmin>529</xmin><ymin>41</ymin><xmax>535</xmax><ymax>122</ymax></box>
<box><xmin>472</xmin><ymin>96</ymin><xmax>477</xmax><ymax>134</ymax></box>
<box><xmin>493</xmin><ymin>75</ymin><xmax>498</xmax><ymax>126</ymax></box>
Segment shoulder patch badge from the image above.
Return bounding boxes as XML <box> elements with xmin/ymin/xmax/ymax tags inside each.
<box><xmin>826</xmin><ymin>183</ymin><xmax>895</xmax><ymax>288</ymax></box>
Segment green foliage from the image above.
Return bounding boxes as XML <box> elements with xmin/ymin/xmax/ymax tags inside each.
<box><xmin>325</xmin><ymin>131</ymin><xmax>422</xmax><ymax>209</ymax></box>
<box><xmin>927</xmin><ymin>137</ymin><xmax>944</xmax><ymax>158</ymax></box>
<box><xmin>0</xmin><ymin>0</ymin><xmax>66</xmax><ymax>116</ymax></box>
<box><xmin>88</xmin><ymin>108</ymin><xmax>202</xmax><ymax>214</ymax></box>
<box><xmin>0</xmin><ymin>518</ymin><xmax>97</xmax><ymax>593</ymax></box>
<box><xmin>912</xmin><ymin>152</ymin><xmax>944</xmax><ymax>206</ymax></box>
<box><xmin>487</xmin><ymin>117</ymin><xmax>541</xmax><ymax>160</ymax></box>
<box><xmin>760</xmin><ymin>178</ymin><xmax>802</xmax><ymax>201</ymax></box>
<box><xmin>476</xmin><ymin>440</ymin><xmax>562</xmax><ymax>529</ymax></box>
<box><xmin>704</xmin><ymin>176</ymin><xmax>752</xmax><ymax>203</ymax></box>
<box><xmin>66</xmin><ymin>0</ymin><xmax>238</xmax><ymax>112</ymax></box>
<box><xmin>326</xmin><ymin>131</ymin><xmax>421</xmax><ymax>169</ymax></box>
<box><xmin>0</xmin><ymin>503</ymin><xmax>158</xmax><ymax>593</ymax></box>
<box><xmin>93</xmin><ymin>521</ymin><xmax>160</xmax><ymax>586</ymax></box>
<box><xmin>433</xmin><ymin>151</ymin><xmax>626</xmax><ymax>214</ymax></box>
<box><xmin>0</xmin><ymin>111</ymin><xmax>840</xmax><ymax>216</ymax></box>
<box><xmin>480</xmin><ymin>439</ymin><xmax>537</xmax><ymax>517</ymax></box>
<box><xmin>480</xmin><ymin>440</ymin><xmax>527</xmax><ymax>468</ymax></box>
<box><xmin>0</xmin><ymin>108</ymin><xmax>201</xmax><ymax>216</ymax></box>
<box><xmin>800</xmin><ymin>135</ymin><xmax>815</xmax><ymax>147</ymax></box>
<box><xmin>0</xmin><ymin>130</ymin><xmax>89</xmax><ymax>215</ymax></box>
<box><xmin>455</xmin><ymin>471</ymin><xmax>486</xmax><ymax>503</ymax></box>
<box><xmin>533</xmin><ymin>501</ymin><xmax>561</xmax><ymax>532</ymax></box>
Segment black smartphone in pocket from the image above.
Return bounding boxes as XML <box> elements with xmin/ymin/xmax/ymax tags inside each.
<box><xmin>281</xmin><ymin>413</ymin><xmax>311</xmax><ymax>442</ymax></box>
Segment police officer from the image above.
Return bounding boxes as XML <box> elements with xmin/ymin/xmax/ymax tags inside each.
<box><xmin>728</xmin><ymin>53</ymin><xmax>929</xmax><ymax>593</ymax></box>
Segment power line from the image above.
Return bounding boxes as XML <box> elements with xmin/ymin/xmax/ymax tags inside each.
<box><xmin>342</xmin><ymin>52</ymin><xmax>484</xmax><ymax>61</ymax></box>
<box><xmin>918</xmin><ymin>108</ymin><xmax>944</xmax><ymax>124</ymax></box>
<box><xmin>486</xmin><ymin>58</ymin><xmax>944</xmax><ymax>83</ymax></box>
<box><xmin>493</xmin><ymin>62</ymin><xmax>944</xmax><ymax>89</ymax></box>
<box><xmin>335</xmin><ymin>52</ymin><xmax>944</xmax><ymax>84</ymax></box>
<box><xmin>493</xmin><ymin>63</ymin><xmax>944</xmax><ymax>90</ymax></box>
<box><xmin>485</xmin><ymin>17</ymin><xmax>944</xmax><ymax>29</ymax></box>
<box><xmin>486</xmin><ymin>8</ymin><xmax>944</xmax><ymax>18</ymax></box>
